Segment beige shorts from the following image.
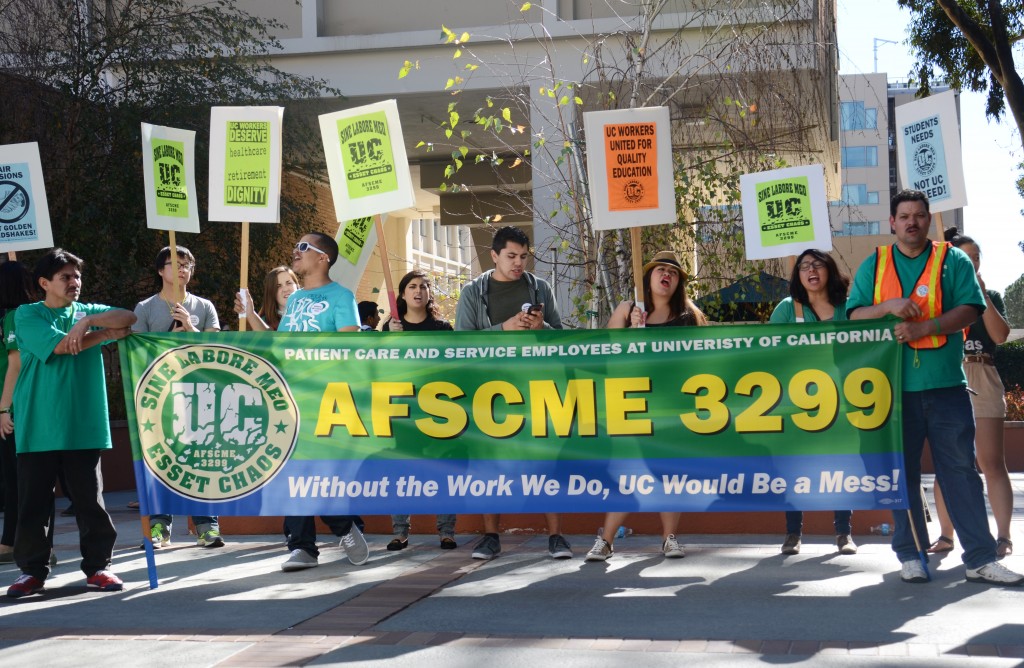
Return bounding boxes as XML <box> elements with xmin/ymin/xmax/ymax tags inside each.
<box><xmin>964</xmin><ymin>361</ymin><xmax>1006</xmax><ymax>419</ymax></box>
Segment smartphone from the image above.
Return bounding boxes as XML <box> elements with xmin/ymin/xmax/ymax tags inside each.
<box><xmin>522</xmin><ymin>303</ymin><xmax>543</xmax><ymax>314</ymax></box>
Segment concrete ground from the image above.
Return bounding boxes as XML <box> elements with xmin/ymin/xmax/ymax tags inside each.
<box><xmin>0</xmin><ymin>474</ymin><xmax>1022</xmax><ymax>667</ymax></box>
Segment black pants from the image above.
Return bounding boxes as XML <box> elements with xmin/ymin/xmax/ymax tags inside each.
<box><xmin>284</xmin><ymin>515</ymin><xmax>363</xmax><ymax>558</ymax></box>
<box><xmin>0</xmin><ymin>434</ymin><xmax>16</xmax><ymax>546</ymax></box>
<box><xmin>15</xmin><ymin>450</ymin><xmax>116</xmax><ymax>580</ymax></box>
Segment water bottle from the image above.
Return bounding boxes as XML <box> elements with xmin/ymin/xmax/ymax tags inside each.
<box><xmin>597</xmin><ymin>526</ymin><xmax>632</xmax><ymax>539</ymax></box>
<box><xmin>870</xmin><ymin>523</ymin><xmax>891</xmax><ymax>536</ymax></box>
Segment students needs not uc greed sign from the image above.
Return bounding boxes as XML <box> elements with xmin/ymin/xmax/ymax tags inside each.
<box><xmin>120</xmin><ymin>321</ymin><xmax>906</xmax><ymax>517</ymax></box>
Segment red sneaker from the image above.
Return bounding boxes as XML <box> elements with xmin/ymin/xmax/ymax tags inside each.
<box><xmin>86</xmin><ymin>570</ymin><xmax>123</xmax><ymax>592</ymax></box>
<box><xmin>7</xmin><ymin>574</ymin><xmax>44</xmax><ymax>598</ymax></box>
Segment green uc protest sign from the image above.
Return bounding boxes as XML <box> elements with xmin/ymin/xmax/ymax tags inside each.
<box><xmin>120</xmin><ymin>321</ymin><xmax>906</xmax><ymax>517</ymax></box>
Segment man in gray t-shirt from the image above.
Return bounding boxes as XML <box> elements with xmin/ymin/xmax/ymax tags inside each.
<box><xmin>133</xmin><ymin>246</ymin><xmax>224</xmax><ymax>550</ymax></box>
<box><xmin>454</xmin><ymin>226</ymin><xmax>569</xmax><ymax>562</ymax></box>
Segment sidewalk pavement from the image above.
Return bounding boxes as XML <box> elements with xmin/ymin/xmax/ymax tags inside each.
<box><xmin>0</xmin><ymin>475</ymin><xmax>1022</xmax><ymax>667</ymax></box>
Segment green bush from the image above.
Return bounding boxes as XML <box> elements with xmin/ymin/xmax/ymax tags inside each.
<box><xmin>995</xmin><ymin>339</ymin><xmax>1024</xmax><ymax>390</ymax></box>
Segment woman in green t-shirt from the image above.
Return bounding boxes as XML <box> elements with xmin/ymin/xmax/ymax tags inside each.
<box><xmin>769</xmin><ymin>249</ymin><xmax>857</xmax><ymax>557</ymax></box>
<box><xmin>0</xmin><ymin>261</ymin><xmax>41</xmax><ymax>562</ymax></box>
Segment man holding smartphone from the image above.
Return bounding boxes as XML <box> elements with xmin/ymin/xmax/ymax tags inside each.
<box><xmin>455</xmin><ymin>226</ymin><xmax>571</xmax><ymax>560</ymax></box>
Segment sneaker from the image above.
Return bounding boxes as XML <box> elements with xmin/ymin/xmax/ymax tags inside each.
<box><xmin>548</xmin><ymin>534</ymin><xmax>573</xmax><ymax>559</ymax></box>
<box><xmin>837</xmin><ymin>534</ymin><xmax>858</xmax><ymax>555</ymax></box>
<box><xmin>49</xmin><ymin>551</ymin><xmax>57</xmax><ymax>567</ymax></box>
<box><xmin>585</xmin><ymin>536</ymin><xmax>613</xmax><ymax>562</ymax></box>
<box><xmin>439</xmin><ymin>536</ymin><xmax>457</xmax><ymax>550</ymax></box>
<box><xmin>471</xmin><ymin>534</ymin><xmax>501</xmax><ymax>560</ymax></box>
<box><xmin>900</xmin><ymin>559</ymin><xmax>929</xmax><ymax>583</ymax></box>
<box><xmin>387</xmin><ymin>536</ymin><xmax>409</xmax><ymax>551</ymax></box>
<box><xmin>965</xmin><ymin>561</ymin><xmax>1024</xmax><ymax>586</ymax></box>
<box><xmin>341</xmin><ymin>526</ymin><xmax>369</xmax><ymax>565</ymax></box>
<box><xmin>197</xmin><ymin>529</ymin><xmax>225</xmax><ymax>548</ymax></box>
<box><xmin>781</xmin><ymin>533</ymin><xmax>801</xmax><ymax>555</ymax></box>
<box><xmin>150</xmin><ymin>522</ymin><xmax>170</xmax><ymax>549</ymax></box>
<box><xmin>7</xmin><ymin>574</ymin><xmax>44</xmax><ymax>598</ymax></box>
<box><xmin>281</xmin><ymin>548</ymin><xmax>318</xmax><ymax>572</ymax></box>
<box><xmin>86</xmin><ymin>570</ymin><xmax>123</xmax><ymax>591</ymax></box>
<box><xmin>663</xmin><ymin>534</ymin><xmax>686</xmax><ymax>558</ymax></box>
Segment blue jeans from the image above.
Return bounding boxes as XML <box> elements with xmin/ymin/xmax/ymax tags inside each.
<box><xmin>897</xmin><ymin>386</ymin><xmax>995</xmax><ymax>568</ymax></box>
<box><xmin>785</xmin><ymin>510</ymin><xmax>852</xmax><ymax>536</ymax></box>
<box><xmin>150</xmin><ymin>514</ymin><xmax>218</xmax><ymax>534</ymax></box>
<box><xmin>391</xmin><ymin>514</ymin><xmax>456</xmax><ymax>537</ymax></box>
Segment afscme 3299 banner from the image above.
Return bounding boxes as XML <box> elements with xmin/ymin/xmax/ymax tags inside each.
<box><xmin>119</xmin><ymin>321</ymin><xmax>907</xmax><ymax>517</ymax></box>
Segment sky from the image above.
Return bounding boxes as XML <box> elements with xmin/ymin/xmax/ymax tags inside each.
<box><xmin>836</xmin><ymin>0</ymin><xmax>1023</xmax><ymax>295</ymax></box>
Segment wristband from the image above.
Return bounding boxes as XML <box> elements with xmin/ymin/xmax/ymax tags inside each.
<box><xmin>932</xmin><ymin>318</ymin><xmax>940</xmax><ymax>335</ymax></box>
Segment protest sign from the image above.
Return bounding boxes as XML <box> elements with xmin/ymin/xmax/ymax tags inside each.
<box><xmin>0</xmin><ymin>142</ymin><xmax>53</xmax><ymax>253</ymax></box>
<box><xmin>329</xmin><ymin>216</ymin><xmax>379</xmax><ymax>292</ymax></box>
<box><xmin>121</xmin><ymin>321</ymin><xmax>905</xmax><ymax>517</ymax></box>
<box><xmin>207</xmin><ymin>106</ymin><xmax>283</xmax><ymax>223</ymax></box>
<box><xmin>894</xmin><ymin>89</ymin><xmax>966</xmax><ymax>213</ymax></box>
<box><xmin>319</xmin><ymin>100</ymin><xmax>415</xmax><ymax>221</ymax></box>
<box><xmin>583</xmin><ymin>107</ymin><xmax>675</xmax><ymax>231</ymax></box>
<box><xmin>141</xmin><ymin>123</ymin><xmax>200</xmax><ymax>233</ymax></box>
<box><xmin>740</xmin><ymin>164</ymin><xmax>832</xmax><ymax>260</ymax></box>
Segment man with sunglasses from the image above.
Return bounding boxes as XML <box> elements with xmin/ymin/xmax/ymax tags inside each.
<box><xmin>236</xmin><ymin>232</ymin><xmax>369</xmax><ymax>571</ymax></box>
<box><xmin>133</xmin><ymin>246</ymin><xmax>224</xmax><ymax>550</ymax></box>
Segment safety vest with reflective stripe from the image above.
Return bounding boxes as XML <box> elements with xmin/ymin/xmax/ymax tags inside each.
<box><xmin>872</xmin><ymin>241</ymin><xmax>950</xmax><ymax>349</ymax></box>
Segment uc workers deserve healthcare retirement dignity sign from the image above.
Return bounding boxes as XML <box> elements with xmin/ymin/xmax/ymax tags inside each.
<box><xmin>120</xmin><ymin>321</ymin><xmax>906</xmax><ymax>517</ymax></box>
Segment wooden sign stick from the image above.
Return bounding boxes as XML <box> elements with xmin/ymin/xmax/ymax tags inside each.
<box><xmin>374</xmin><ymin>214</ymin><xmax>399</xmax><ymax>318</ymax></box>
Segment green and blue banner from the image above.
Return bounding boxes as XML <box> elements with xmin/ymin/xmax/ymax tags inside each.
<box><xmin>120</xmin><ymin>320</ymin><xmax>907</xmax><ymax>516</ymax></box>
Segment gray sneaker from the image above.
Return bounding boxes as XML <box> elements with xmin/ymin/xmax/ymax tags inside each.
<box><xmin>340</xmin><ymin>526</ymin><xmax>369</xmax><ymax>566</ymax></box>
<box><xmin>965</xmin><ymin>561</ymin><xmax>1024</xmax><ymax>586</ymax></box>
<box><xmin>585</xmin><ymin>536</ymin><xmax>612</xmax><ymax>562</ymax></box>
<box><xmin>781</xmin><ymin>533</ymin><xmax>801</xmax><ymax>555</ymax></box>
<box><xmin>548</xmin><ymin>534</ymin><xmax>573</xmax><ymax>559</ymax></box>
<box><xmin>281</xmin><ymin>549</ymin><xmax>318</xmax><ymax>572</ymax></box>
<box><xmin>836</xmin><ymin>534</ymin><xmax>857</xmax><ymax>555</ymax></box>
<box><xmin>663</xmin><ymin>534</ymin><xmax>686</xmax><ymax>558</ymax></box>
<box><xmin>471</xmin><ymin>534</ymin><xmax>501</xmax><ymax>560</ymax></box>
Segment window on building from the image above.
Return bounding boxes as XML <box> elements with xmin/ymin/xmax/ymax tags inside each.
<box><xmin>841</xmin><ymin>184</ymin><xmax>880</xmax><ymax>205</ymax></box>
<box><xmin>841</xmin><ymin>146</ymin><xmax>878</xmax><ymax>168</ymax></box>
<box><xmin>840</xmin><ymin>101</ymin><xmax>878</xmax><ymax>130</ymax></box>
<box><xmin>836</xmin><ymin>221</ymin><xmax>880</xmax><ymax>236</ymax></box>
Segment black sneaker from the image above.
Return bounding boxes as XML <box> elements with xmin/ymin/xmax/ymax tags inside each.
<box><xmin>471</xmin><ymin>534</ymin><xmax>501</xmax><ymax>560</ymax></box>
<box><xmin>548</xmin><ymin>534</ymin><xmax>573</xmax><ymax>559</ymax></box>
<box><xmin>387</xmin><ymin>536</ymin><xmax>409</xmax><ymax>551</ymax></box>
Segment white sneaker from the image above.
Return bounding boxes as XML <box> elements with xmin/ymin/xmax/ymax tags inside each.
<box><xmin>340</xmin><ymin>526</ymin><xmax>369</xmax><ymax>566</ymax></box>
<box><xmin>281</xmin><ymin>549</ymin><xmax>318</xmax><ymax>572</ymax></box>
<box><xmin>585</xmin><ymin>536</ymin><xmax>613</xmax><ymax>562</ymax></box>
<box><xmin>965</xmin><ymin>561</ymin><xmax>1024</xmax><ymax>586</ymax></box>
<box><xmin>900</xmin><ymin>559</ymin><xmax>928</xmax><ymax>583</ymax></box>
<box><xmin>662</xmin><ymin>534</ymin><xmax>686</xmax><ymax>558</ymax></box>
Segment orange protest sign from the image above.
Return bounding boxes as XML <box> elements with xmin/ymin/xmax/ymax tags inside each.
<box><xmin>604</xmin><ymin>122</ymin><xmax>658</xmax><ymax>211</ymax></box>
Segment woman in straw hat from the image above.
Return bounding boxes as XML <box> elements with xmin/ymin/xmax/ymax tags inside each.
<box><xmin>586</xmin><ymin>250</ymin><xmax>706</xmax><ymax>562</ymax></box>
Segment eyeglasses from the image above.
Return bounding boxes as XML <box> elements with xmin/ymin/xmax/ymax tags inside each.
<box><xmin>797</xmin><ymin>260</ymin><xmax>826</xmax><ymax>272</ymax></box>
<box><xmin>164</xmin><ymin>262</ymin><xmax>194</xmax><ymax>271</ymax></box>
<box><xmin>295</xmin><ymin>241</ymin><xmax>327</xmax><ymax>256</ymax></box>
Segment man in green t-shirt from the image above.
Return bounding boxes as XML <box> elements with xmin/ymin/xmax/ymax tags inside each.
<box><xmin>6</xmin><ymin>249</ymin><xmax>136</xmax><ymax>599</ymax></box>
<box><xmin>847</xmin><ymin>190</ymin><xmax>1022</xmax><ymax>587</ymax></box>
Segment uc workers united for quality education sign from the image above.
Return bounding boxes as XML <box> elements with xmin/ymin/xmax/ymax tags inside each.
<box><xmin>121</xmin><ymin>322</ymin><xmax>906</xmax><ymax>518</ymax></box>
<box><xmin>0</xmin><ymin>142</ymin><xmax>53</xmax><ymax>253</ymax></box>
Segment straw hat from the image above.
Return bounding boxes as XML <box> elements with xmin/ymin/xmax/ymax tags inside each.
<box><xmin>642</xmin><ymin>250</ymin><xmax>687</xmax><ymax>280</ymax></box>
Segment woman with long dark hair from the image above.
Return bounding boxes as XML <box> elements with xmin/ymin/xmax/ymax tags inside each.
<box><xmin>770</xmin><ymin>249</ymin><xmax>856</xmax><ymax>556</ymax></box>
<box><xmin>0</xmin><ymin>262</ymin><xmax>41</xmax><ymax>562</ymax></box>
<box><xmin>586</xmin><ymin>251</ymin><xmax>706</xmax><ymax>562</ymax></box>
<box><xmin>382</xmin><ymin>270</ymin><xmax>457</xmax><ymax>549</ymax></box>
